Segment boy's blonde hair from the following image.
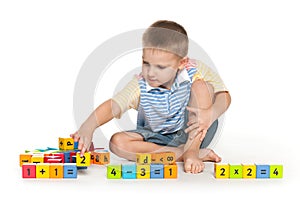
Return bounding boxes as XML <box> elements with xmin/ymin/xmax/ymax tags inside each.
<box><xmin>142</xmin><ymin>20</ymin><xmax>189</xmax><ymax>58</ymax></box>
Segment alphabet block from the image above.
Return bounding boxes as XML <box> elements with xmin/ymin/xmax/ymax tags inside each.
<box><xmin>136</xmin><ymin>164</ymin><xmax>150</xmax><ymax>179</ymax></box>
<box><xmin>107</xmin><ymin>165</ymin><xmax>122</xmax><ymax>179</ymax></box>
<box><xmin>242</xmin><ymin>164</ymin><xmax>256</xmax><ymax>178</ymax></box>
<box><xmin>214</xmin><ymin>163</ymin><xmax>230</xmax><ymax>178</ymax></box>
<box><xmin>136</xmin><ymin>153</ymin><xmax>151</xmax><ymax>164</ymax></box>
<box><xmin>270</xmin><ymin>165</ymin><xmax>283</xmax><ymax>178</ymax></box>
<box><xmin>58</xmin><ymin>137</ymin><xmax>74</xmax><ymax>150</ymax></box>
<box><xmin>229</xmin><ymin>164</ymin><xmax>243</xmax><ymax>178</ymax></box>
<box><xmin>164</xmin><ymin>163</ymin><xmax>177</xmax><ymax>179</ymax></box>
<box><xmin>122</xmin><ymin>164</ymin><xmax>137</xmax><ymax>179</ymax></box>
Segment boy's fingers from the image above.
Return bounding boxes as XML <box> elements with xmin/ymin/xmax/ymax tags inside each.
<box><xmin>185</xmin><ymin>123</ymin><xmax>198</xmax><ymax>134</ymax></box>
<box><xmin>199</xmin><ymin>129</ymin><xmax>207</xmax><ymax>142</ymax></box>
<box><xmin>186</xmin><ymin>106</ymin><xmax>199</xmax><ymax>114</ymax></box>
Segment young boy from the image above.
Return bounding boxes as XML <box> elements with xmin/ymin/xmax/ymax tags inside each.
<box><xmin>71</xmin><ymin>20</ymin><xmax>231</xmax><ymax>174</ymax></box>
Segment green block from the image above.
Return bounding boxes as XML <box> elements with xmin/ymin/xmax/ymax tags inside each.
<box><xmin>229</xmin><ymin>164</ymin><xmax>243</xmax><ymax>178</ymax></box>
<box><xmin>107</xmin><ymin>165</ymin><xmax>122</xmax><ymax>179</ymax></box>
<box><xmin>270</xmin><ymin>165</ymin><xmax>283</xmax><ymax>178</ymax></box>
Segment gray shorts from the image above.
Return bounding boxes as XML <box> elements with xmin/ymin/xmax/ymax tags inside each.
<box><xmin>129</xmin><ymin>120</ymin><xmax>218</xmax><ymax>149</ymax></box>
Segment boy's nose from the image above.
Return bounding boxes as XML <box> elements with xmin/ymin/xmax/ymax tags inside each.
<box><xmin>147</xmin><ymin>66</ymin><xmax>156</xmax><ymax>76</ymax></box>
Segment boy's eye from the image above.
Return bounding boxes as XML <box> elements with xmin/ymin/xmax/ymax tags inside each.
<box><xmin>143</xmin><ymin>61</ymin><xmax>150</xmax><ymax>66</ymax></box>
<box><xmin>157</xmin><ymin>65</ymin><xmax>167</xmax><ymax>69</ymax></box>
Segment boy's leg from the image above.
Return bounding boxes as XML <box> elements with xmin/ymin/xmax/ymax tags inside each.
<box><xmin>109</xmin><ymin>131</ymin><xmax>184</xmax><ymax>161</ymax></box>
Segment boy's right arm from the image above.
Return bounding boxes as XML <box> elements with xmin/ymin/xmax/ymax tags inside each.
<box><xmin>70</xmin><ymin>99</ymin><xmax>121</xmax><ymax>156</ymax></box>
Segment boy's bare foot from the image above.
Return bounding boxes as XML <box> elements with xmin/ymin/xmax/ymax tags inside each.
<box><xmin>183</xmin><ymin>150</ymin><xmax>205</xmax><ymax>174</ymax></box>
<box><xmin>199</xmin><ymin>148</ymin><xmax>222</xmax><ymax>162</ymax></box>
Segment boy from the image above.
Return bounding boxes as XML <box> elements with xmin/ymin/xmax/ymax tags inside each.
<box><xmin>71</xmin><ymin>20</ymin><xmax>231</xmax><ymax>174</ymax></box>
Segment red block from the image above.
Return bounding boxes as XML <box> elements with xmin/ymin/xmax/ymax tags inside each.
<box><xmin>22</xmin><ymin>163</ymin><xmax>36</xmax><ymax>178</ymax></box>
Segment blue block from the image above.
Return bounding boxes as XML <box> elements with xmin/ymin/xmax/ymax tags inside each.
<box><xmin>150</xmin><ymin>164</ymin><xmax>164</xmax><ymax>179</ymax></box>
<box><xmin>63</xmin><ymin>152</ymin><xmax>71</xmax><ymax>163</ymax></box>
<box><xmin>74</xmin><ymin>141</ymin><xmax>79</xmax><ymax>149</ymax></box>
<box><xmin>256</xmin><ymin>165</ymin><xmax>270</xmax><ymax>178</ymax></box>
<box><xmin>122</xmin><ymin>164</ymin><xmax>137</xmax><ymax>179</ymax></box>
<box><xmin>64</xmin><ymin>163</ymin><xmax>77</xmax><ymax>178</ymax></box>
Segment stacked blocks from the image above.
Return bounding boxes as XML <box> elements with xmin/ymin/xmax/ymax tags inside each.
<box><xmin>215</xmin><ymin>163</ymin><xmax>283</xmax><ymax>179</ymax></box>
<box><xmin>20</xmin><ymin>137</ymin><xmax>110</xmax><ymax>179</ymax></box>
<box><xmin>107</xmin><ymin>151</ymin><xmax>177</xmax><ymax>179</ymax></box>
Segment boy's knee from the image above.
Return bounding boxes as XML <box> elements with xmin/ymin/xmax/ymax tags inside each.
<box><xmin>109</xmin><ymin>132</ymin><xmax>125</xmax><ymax>152</ymax></box>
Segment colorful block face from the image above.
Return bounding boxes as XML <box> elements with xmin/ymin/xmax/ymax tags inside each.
<box><xmin>122</xmin><ymin>164</ymin><xmax>137</xmax><ymax>179</ymax></box>
<box><xmin>36</xmin><ymin>163</ymin><xmax>50</xmax><ymax>178</ymax></box>
<box><xmin>164</xmin><ymin>152</ymin><xmax>176</xmax><ymax>164</ymax></box>
<box><xmin>107</xmin><ymin>165</ymin><xmax>122</xmax><ymax>179</ymax></box>
<box><xmin>20</xmin><ymin>154</ymin><xmax>32</xmax><ymax>167</ymax></box>
<box><xmin>59</xmin><ymin>137</ymin><xmax>74</xmax><ymax>150</ymax></box>
<box><xmin>92</xmin><ymin>150</ymin><xmax>110</xmax><ymax>165</ymax></box>
<box><xmin>164</xmin><ymin>164</ymin><xmax>177</xmax><ymax>179</ymax></box>
<box><xmin>256</xmin><ymin>165</ymin><xmax>270</xmax><ymax>178</ymax></box>
<box><xmin>136</xmin><ymin>153</ymin><xmax>151</xmax><ymax>164</ymax></box>
<box><xmin>215</xmin><ymin>163</ymin><xmax>230</xmax><ymax>178</ymax></box>
<box><xmin>229</xmin><ymin>164</ymin><xmax>243</xmax><ymax>178</ymax></box>
<box><xmin>270</xmin><ymin>165</ymin><xmax>283</xmax><ymax>178</ymax></box>
<box><xmin>49</xmin><ymin>164</ymin><xmax>64</xmax><ymax>178</ymax></box>
<box><xmin>22</xmin><ymin>164</ymin><xmax>36</xmax><ymax>178</ymax></box>
<box><xmin>137</xmin><ymin>164</ymin><xmax>150</xmax><ymax>179</ymax></box>
<box><xmin>150</xmin><ymin>164</ymin><xmax>164</xmax><ymax>179</ymax></box>
<box><xmin>242</xmin><ymin>164</ymin><xmax>256</xmax><ymax>178</ymax></box>
<box><xmin>151</xmin><ymin>153</ymin><xmax>164</xmax><ymax>164</ymax></box>
<box><xmin>63</xmin><ymin>163</ymin><xmax>77</xmax><ymax>178</ymax></box>
<box><xmin>76</xmin><ymin>152</ymin><xmax>91</xmax><ymax>166</ymax></box>
<box><xmin>31</xmin><ymin>155</ymin><xmax>44</xmax><ymax>164</ymax></box>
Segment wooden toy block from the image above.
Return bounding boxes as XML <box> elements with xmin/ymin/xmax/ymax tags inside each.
<box><xmin>256</xmin><ymin>164</ymin><xmax>270</xmax><ymax>178</ymax></box>
<box><xmin>49</xmin><ymin>163</ymin><xmax>64</xmax><ymax>178</ymax></box>
<box><xmin>31</xmin><ymin>155</ymin><xmax>44</xmax><ymax>164</ymax></box>
<box><xmin>52</xmin><ymin>153</ymin><xmax>65</xmax><ymax>163</ymax></box>
<box><xmin>151</xmin><ymin>152</ymin><xmax>164</xmax><ymax>164</ymax></box>
<box><xmin>69</xmin><ymin>151</ymin><xmax>78</xmax><ymax>163</ymax></box>
<box><xmin>36</xmin><ymin>163</ymin><xmax>50</xmax><ymax>178</ymax></box>
<box><xmin>136</xmin><ymin>153</ymin><xmax>151</xmax><ymax>164</ymax></box>
<box><xmin>122</xmin><ymin>164</ymin><xmax>137</xmax><ymax>179</ymax></box>
<box><xmin>20</xmin><ymin>153</ymin><xmax>32</xmax><ymax>167</ymax></box>
<box><xmin>270</xmin><ymin>165</ymin><xmax>283</xmax><ymax>178</ymax></box>
<box><xmin>22</xmin><ymin>163</ymin><xmax>36</xmax><ymax>178</ymax></box>
<box><xmin>92</xmin><ymin>150</ymin><xmax>110</xmax><ymax>165</ymax></box>
<box><xmin>63</xmin><ymin>163</ymin><xmax>77</xmax><ymax>178</ymax></box>
<box><xmin>107</xmin><ymin>165</ymin><xmax>122</xmax><ymax>179</ymax></box>
<box><xmin>59</xmin><ymin>137</ymin><xmax>74</xmax><ymax>150</ymax></box>
<box><xmin>44</xmin><ymin>155</ymin><xmax>61</xmax><ymax>163</ymax></box>
<box><xmin>150</xmin><ymin>164</ymin><xmax>164</xmax><ymax>179</ymax></box>
<box><xmin>214</xmin><ymin>163</ymin><xmax>230</xmax><ymax>178</ymax></box>
<box><xmin>163</xmin><ymin>152</ymin><xmax>176</xmax><ymax>164</ymax></box>
<box><xmin>229</xmin><ymin>164</ymin><xmax>243</xmax><ymax>178</ymax></box>
<box><xmin>164</xmin><ymin>163</ymin><xmax>177</xmax><ymax>179</ymax></box>
<box><xmin>137</xmin><ymin>164</ymin><xmax>150</xmax><ymax>179</ymax></box>
<box><xmin>63</xmin><ymin>151</ymin><xmax>71</xmax><ymax>163</ymax></box>
<box><xmin>76</xmin><ymin>152</ymin><xmax>91</xmax><ymax>167</ymax></box>
<box><xmin>242</xmin><ymin>164</ymin><xmax>256</xmax><ymax>178</ymax></box>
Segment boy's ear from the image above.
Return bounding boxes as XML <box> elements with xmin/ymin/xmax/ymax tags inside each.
<box><xmin>178</xmin><ymin>57</ymin><xmax>189</xmax><ymax>70</ymax></box>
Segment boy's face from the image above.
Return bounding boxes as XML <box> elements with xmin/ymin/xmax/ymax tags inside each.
<box><xmin>142</xmin><ymin>48</ymin><xmax>185</xmax><ymax>89</ymax></box>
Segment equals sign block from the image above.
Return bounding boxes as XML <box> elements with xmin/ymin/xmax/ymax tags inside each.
<box><xmin>122</xmin><ymin>164</ymin><xmax>136</xmax><ymax>179</ymax></box>
<box><xmin>63</xmin><ymin>163</ymin><xmax>77</xmax><ymax>178</ymax></box>
<box><xmin>256</xmin><ymin>164</ymin><xmax>270</xmax><ymax>178</ymax></box>
<box><xmin>150</xmin><ymin>164</ymin><xmax>164</xmax><ymax>179</ymax></box>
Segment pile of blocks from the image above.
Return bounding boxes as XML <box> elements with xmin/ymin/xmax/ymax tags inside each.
<box><xmin>20</xmin><ymin>137</ymin><xmax>110</xmax><ymax>179</ymax></box>
<box><xmin>107</xmin><ymin>151</ymin><xmax>177</xmax><ymax>179</ymax></box>
<box><xmin>214</xmin><ymin>163</ymin><xmax>283</xmax><ymax>179</ymax></box>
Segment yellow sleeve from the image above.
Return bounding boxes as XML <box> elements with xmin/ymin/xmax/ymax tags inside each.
<box><xmin>193</xmin><ymin>60</ymin><xmax>228</xmax><ymax>93</ymax></box>
<box><xmin>111</xmin><ymin>76</ymin><xmax>140</xmax><ymax>118</ymax></box>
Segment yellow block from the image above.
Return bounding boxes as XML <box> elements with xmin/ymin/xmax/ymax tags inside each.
<box><xmin>137</xmin><ymin>164</ymin><xmax>150</xmax><ymax>179</ymax></box>
<box><xmin>242</xmin><ymin>164</ymin><xmax>256</xmax><ymax>178</ymax></box>
<box><xmin>136</xmin><ymin>153</ymin><xmax>151</xmax><ymax>164</ymax></box>
<box><xmin>36</xmin><ymin>163</ymin><xmax>50</xmax><ymax>178</ymax></box>
<box><xmin>19</xmin><ymin>153</ymin><xmax>32</xmax><ymax>167</ymax></box>
<box><xmin>76</xmin><ymin>152</ymin><xmax>91</xmax><ymax>166</ymax></box>
<box><xmin>49</xmin><ymin>163</ymin><xmax>64</xmax><ymax>178</ymax></box>
<box><xmin>58</xmin><ymin>137</ymin><xmax>74</xmax><ymax>150</ymax></box>
<box><xmin>214</xmin><ymin>163</ymin><xmax>230</xmax><ymax>178</ymax></box>
<box><xmin>31</xmin><ymin>155</ymin><xmax>44</xmax><ymax>164</ymax></box>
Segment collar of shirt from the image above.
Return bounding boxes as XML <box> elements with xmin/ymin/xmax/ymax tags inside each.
<box><xmin>145</xmin><ymin>67</ymin><xmax>191</xmax><ymax>92</ymax></box>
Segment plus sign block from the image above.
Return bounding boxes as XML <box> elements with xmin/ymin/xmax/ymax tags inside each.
<box><xmin>36</xmin><ymin>163</ymin><xmax>50</xmax><ymax>178</ymax></box>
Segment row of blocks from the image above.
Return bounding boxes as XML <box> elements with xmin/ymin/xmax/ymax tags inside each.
<box><xmin>214</xmin><ymin>163</ymin><xmax>283</xmax><ymax>179</ymax></box>
<box><xmin>107</xmin><ymin>152</ymin><xmax>178</xmax><ymax>179</ymax></box>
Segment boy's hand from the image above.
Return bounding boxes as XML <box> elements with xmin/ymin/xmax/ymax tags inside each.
<box><xmin>185</xmin><ymin>106</ymin><xmax>214</xmax><ymax>141</ymax></box>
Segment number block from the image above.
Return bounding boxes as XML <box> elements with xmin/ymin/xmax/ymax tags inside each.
<box><xmin>150</xmin><ymin>164</ymin><xmax>164</xmax><ymax>179</ymax></box>
<box><xmin>76</xmin><ymin>152</ymin><xmax>91</xmax><ymax>167</ymax></box>
<box><xmin>36</xmin><ymin>163</ymin><xmax>50</xmax><ymax>178</ymax></box>
<box><xmin>229</xmin><ymin>164</ymin><xmax>243</xmax><ymax>178</ymax></box>
<box><xmin>256</xmin><ymin>164</ymin><xmax>270</xmax><ymax>178</ymax></box>
<box><xmin>164</xmin><ymin>163</ymin><xmax>177</xmax><ymax>179</ymax></box>
<box><xmin>137</xmin><ymin>164</ymin><xmax>150</xmax><ymax>179</ymax></box>
<box><xmin>107</xmin><ymin>165</ymin><xmax>122</xmax><ymax>179</ymax></box>
<box><xmin>22</xmin><ymin>163</ymin><xmax>36</xmax><ymax>178</ymax></box>
<box><xmin>63</xmin><ymin>163</ymin><xmax>77</xmax><ymax>178</ymax></box>
<box><xmin>122</xmin><ymin>164</ymin><xmax>137</xmax><ymax>179</ymax></box>
<box><xmin>270</xmin><ymin>165</ymin><xmax>283</xmax><ymax>178</ymax></box>
<box><xmin>136</xmin><ymin>153</ymin><xmax>151</xmax><ymax>164</ymax></box>
<box><xmin>59</xmin><ymin>137</ymin><xmax>74</xmax><ymax>150</ymax></box>
<box><xmin>20</xmin><ymin>153</ymin><xmax>32</xmax><ymax>167</ymax></box>
<box><xmin>49</xmin><ymin>163</ymin><xmax>64</xmax><ymax>178</ymax></box>
<box><xmin>214</xmin><ymin>163</ymin><xmax>230</xmax><ymax>178</ymax></box>
<box><xmin>242</xmin><ymin>164</ymin><xmax>256</xmax><ymax>178</ymax></box>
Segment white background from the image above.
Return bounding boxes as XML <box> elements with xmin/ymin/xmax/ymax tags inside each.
<box><xmin>1</xmin><ymin>0</ymin><xmax>299</xmax><ymax>199</ymax></box>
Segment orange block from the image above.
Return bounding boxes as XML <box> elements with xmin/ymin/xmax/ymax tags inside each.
<box><xmin>49</xmin><ymin>163</ymin><xmax>64</xmax><ymax>178</ymax></box>
<box><xmin>19</xmin><ymin>153</ymin><xmax>32</xmax><ymax>167</ymax></box>
<box><xmin>164</xmin><ymin>163</ymin><xmax>177</xmax><ymax>178</ymax></box>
